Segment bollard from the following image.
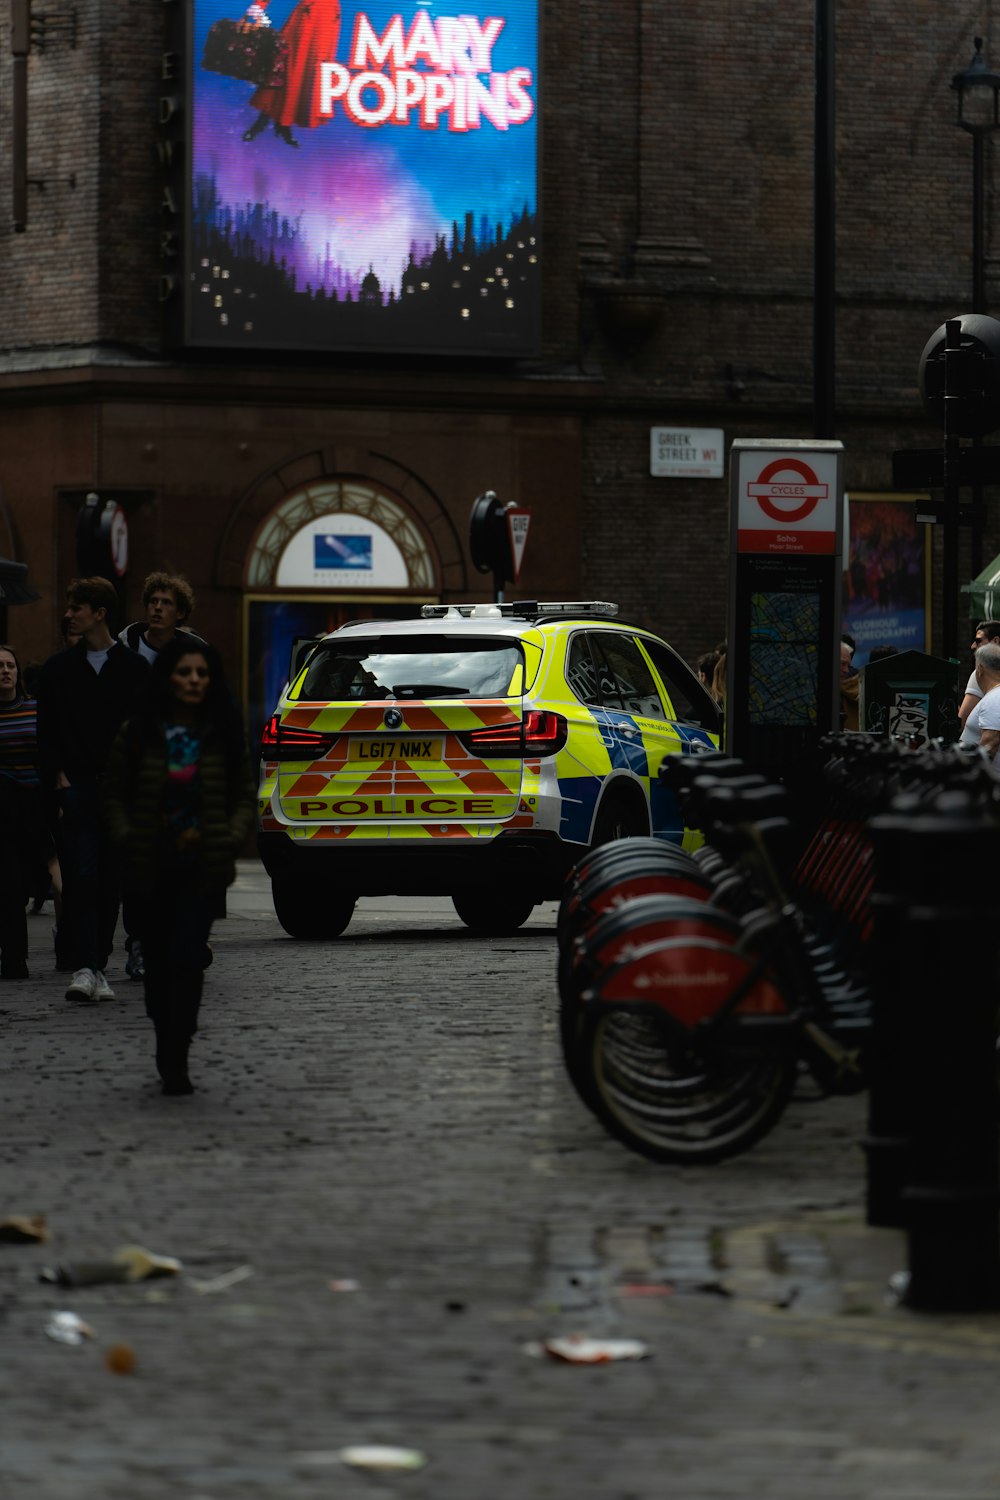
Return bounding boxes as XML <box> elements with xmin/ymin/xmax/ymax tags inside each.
<box><xmin>865</xmin><ymin>800</ymin><xmax>924</xmax><ymax>1228</ymax></box>
<box><xmin>869</xmin><ymin>788</ymin><xmax>1000</xmax><ymax>1309</ymax></box>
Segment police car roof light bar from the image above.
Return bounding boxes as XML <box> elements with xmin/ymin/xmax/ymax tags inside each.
<box><xmin>509</xmin><ymin>600</ymin><xmax>619</xmax><ymax>618</ymax></box>
<box><xmin>420</xmin><ymin>601</ymin><xmax>619</xmax><ymax>621</ymax></box>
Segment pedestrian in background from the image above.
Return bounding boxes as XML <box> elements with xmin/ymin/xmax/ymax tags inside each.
<box><xmin>118</xmin><ymin>571</ymin><xmax>205</xmax><ymax>980</ymax></box>
<box><xmin>697</xmin><ymin>648</ymin><xmax>721</xmax><ymax>692</ymax></box>
<box><xmin>840</xmin><ymin>634</ymin><xmax>860</xmax><ymax>730</ymax></box>
<box><xmin>118</xmin><ymin>571</ymin><xmax>205</xmax><ymax>667</ymax></box>
<box><xmin>959</xmin><ymin>642</ymin><xmax>1000</xmax><ymax>758</ymax></box>
<box><xmin>0</xmin><ymin>646</ymin><xmax>41</xmax><ymax>979</ymax></box>
<box><xmin>958</xmin><ymin>620</ymin><xmax>1000</xmax><ymax>730</ymax></box>
<box><xmin>103</xmin><ymin>638</ymin><xmax>256</xmax><ymax>1095</ymax></box>
<box><xmin>35</xmin><ymin>577</ymin><xmax>148</xmax><ymax>1002</ymax></box>
<box><xmin>25</xmin><ymin>612</ymin><xmax>85</xmax><ymax>961</ymax></box>
<box><xmin>710</xmin><ymin>651</ymin><xmax>727</xmax><ymax>707</ymax></box>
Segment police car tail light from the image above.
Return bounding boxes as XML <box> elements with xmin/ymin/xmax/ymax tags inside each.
<box><xmin>461</xmin><ymin>711</ymin><xmax>566</xmax><ymax>758</ymax></box>
<box><xmin>260</xmin><ymin>715</ymin><xmax>332</xmax><ymax>754</ymax></box>
<box><xmin>523</xmin><ymin>710</ymin><xmax>568</xmax><ymax>755</ymax></box>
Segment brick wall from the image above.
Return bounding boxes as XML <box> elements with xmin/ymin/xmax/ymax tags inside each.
<box><xmin>0</xmin><ymin>1</ymin><xmax>997</xmax><ymax>668</ymax></box>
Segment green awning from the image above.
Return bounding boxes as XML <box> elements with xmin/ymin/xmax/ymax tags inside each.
<box><xmin>961</xmin><ymin>553</ymin><xmax>1000</xmax><ymax>621</ymax></box>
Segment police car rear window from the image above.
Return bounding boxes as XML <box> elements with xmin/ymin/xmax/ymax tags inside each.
<box><xmin>296</xmin><ymin>637</ymin><xmax>525</xmax><ymax>701</ymax></box>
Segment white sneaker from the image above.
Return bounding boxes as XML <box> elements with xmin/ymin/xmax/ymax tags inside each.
<box><xmin>66</xmin><ymin>968</ymin><xmax>98</xmax><ymax>1003</ymax></box>
<box><xmin>94</xmin><ymin>970</ymin><xmax>115</xmax><ymax>1001</ymax></box>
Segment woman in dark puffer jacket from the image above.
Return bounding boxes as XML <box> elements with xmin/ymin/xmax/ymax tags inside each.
<box><xmin>104</xmin><ymin>638</ymin><xmax>256</xmax><ymax>1095</ymax></box>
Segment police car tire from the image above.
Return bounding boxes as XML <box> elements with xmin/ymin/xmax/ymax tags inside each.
<box><xmin>582</xmin><ymin>1009</ymin><xmax>796</xmax><ymax>1166</ymax></box>
<box><xmin>452</xmin><ymin>888</ymin><xmax>535</xmax><ymax>935</ymax></box>
<box><xmin>271</xmin><ymin>879</ymin><xmax>356</xmax><ymax>940</ymax></box>
<box><xmin>591</xmin><ymin>790</ymin><xmax>648</xmax><ymax>847</ymax></box>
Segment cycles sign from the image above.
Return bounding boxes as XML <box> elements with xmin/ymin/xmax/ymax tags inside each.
<box><xmin>736</xmin><ymin>450</ymin><xmax>840</xmax><ymax>554</ymax></box>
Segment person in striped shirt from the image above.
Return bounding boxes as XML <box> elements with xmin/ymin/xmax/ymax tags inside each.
<box><xmin>0</xmin><ymin>645</ymin><xmax>39</xmax><ymax>979</ymax></box>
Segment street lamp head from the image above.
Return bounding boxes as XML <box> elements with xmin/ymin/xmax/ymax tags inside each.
<box><xmin>952</xmin><ymin>36</ymin><xmax>1000</xmax><ymax>134</ymax></box>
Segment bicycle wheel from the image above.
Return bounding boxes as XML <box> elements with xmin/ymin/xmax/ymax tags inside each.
<box><xmin>575</xmin><ymin>935</ymin><xmax>796</xmax><ymax>1164</ymax></box>
<box><xmin>558</xmin><ymin>901</ymin><xmax>742</xmax><ymax>1115</ymax></box>
<box><xmin>584</xmin><ymin>1008</ymin><xmax>796</xmax><ymax>1165</ymax></box>
<box><xmin>557</xmin><ymin>840</ymin><xmax>701</xmax><ymax>950</ymax></box>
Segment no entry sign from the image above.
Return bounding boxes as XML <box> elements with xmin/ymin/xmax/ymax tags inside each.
<box><xmin>736</xmin><ymin>449</ymin><xmax>840</xmax><ymax>554</ymax></box>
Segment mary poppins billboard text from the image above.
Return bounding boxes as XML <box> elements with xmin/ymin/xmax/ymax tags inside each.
<box><xmin>184</xmin><ymin>0</ymin><xmax>539</xmax><ymax>355</ymax></box>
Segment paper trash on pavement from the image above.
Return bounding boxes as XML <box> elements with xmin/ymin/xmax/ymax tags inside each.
<box><xmin>40</xmin><ymin>1244</ymin><xmax>183</xmax><ymax>1287</ymax></box>
<box><xmin>45</xmin><ymin>1311</ymin><xmax>96</xmax><ymax>1345</ymax></box>
<box><xmin>114</xmin><ymin>1245</ymin><xmax>183</xmax><ymax>1281</ymax></box>
<box><xmin>525</xmin><ymin>1334</ymin><xmax>651</xmax><ymax>1363</ymax></box>
<box><xmin>337</xmin><ymin>1446</ymin><xmax>427</xmax><ymax>1471</ymax></box>
<box><xmin>190</xmin><ymin>1264</ymin><xmax>254</xmax><ymax>1295</ymax></box>
<box><xmin>0</xmin><ymin>1213</ymin><xmax>49</xmax><ymax>1243</ymax></box>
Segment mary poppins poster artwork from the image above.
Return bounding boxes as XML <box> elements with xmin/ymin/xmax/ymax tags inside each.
<box><xmin>187</xmin><ymin>0</ymin><xmax>539</xmax><ymax>355</ymax></box>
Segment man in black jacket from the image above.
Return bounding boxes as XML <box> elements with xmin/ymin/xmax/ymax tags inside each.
<box><xmin>36</xmin><ymin>577</ymin><xmax>148</xmax><ymax>1003</ymax></box>
<box><xmin>118</xmin><ymin>571</ymin><xmax>205</xmax><ymax>667</ymax></box>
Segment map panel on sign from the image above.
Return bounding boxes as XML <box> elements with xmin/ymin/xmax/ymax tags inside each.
<box><xmin>748</xmin><ymin>591</ymin><xmax>821</xmax><ymax>727</ymax></box>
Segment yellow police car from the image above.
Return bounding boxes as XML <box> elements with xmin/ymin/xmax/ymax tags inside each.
<box><xmin>258</xmin><ymin>601</ymin><xmax>721</xmax><ymax>937</ymax></box>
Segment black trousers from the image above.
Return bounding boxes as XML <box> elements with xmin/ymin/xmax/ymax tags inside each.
<box><xmin>0</xmin><ymin>779</ymin><xmax>40</xmax><ymax>974</ymax></box>
<box><xmin>53</xmin><ymin>780</ymin><xmax>120</xmax><ymax>973</ymax></box>
<box><xmin>137</xmin><ymin>878</ymin><xmax>219</xmax><ymax>1074</ymax></box>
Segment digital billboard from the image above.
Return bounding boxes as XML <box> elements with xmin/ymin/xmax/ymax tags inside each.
<box><xmin>183</xmin><ymin>0</ymin><xmax>539</xmax><ymax>355</ymax></box>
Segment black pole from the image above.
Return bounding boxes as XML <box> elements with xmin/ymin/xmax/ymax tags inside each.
<box><xmin>814</xmin><ymin>0</ymin><xmax>836</xmax><ymax>439</ymax></box>
<box><xmin>942</xmin><ymin>319</ymin><xmax>962</xmax><ymax>662</ymax></box>
<box><xmin>972</xmin><ymin>132</ymin><xmax>985</xmax><ymax>575</ymax></box>
<box><xmin>973</xmin><ymin>131</ymin><xmax>986</xmax><ymax>315</ymax></box>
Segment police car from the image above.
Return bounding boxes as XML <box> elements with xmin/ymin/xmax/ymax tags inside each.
<box><xmin>257</xmin><ymin>601</ymin><xmax>721</xmax><ymax>937</ymax></box>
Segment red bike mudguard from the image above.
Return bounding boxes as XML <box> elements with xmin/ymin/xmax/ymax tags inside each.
<box><xmin>584</xmin><ymin>936</ymin><xmax>787</xmax><ymax>1030</ymax></box>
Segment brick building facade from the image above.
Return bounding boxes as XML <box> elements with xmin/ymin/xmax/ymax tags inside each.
<box><xmin>0</xmin><ymin>0</ymin><xmax>995</xmax><ymax>713</ymax></box>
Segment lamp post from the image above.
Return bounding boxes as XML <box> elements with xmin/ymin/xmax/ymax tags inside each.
<box><xmin>952</xmin><ymin>37</ymin><xmax>1000</xmax><ymax>575</ymax></box>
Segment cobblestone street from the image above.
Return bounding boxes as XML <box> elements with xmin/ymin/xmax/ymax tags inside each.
<box><xmin>3</xmin><ymin>861</ymin><xmax>1000</xmax><ymax>1499</ymax></box>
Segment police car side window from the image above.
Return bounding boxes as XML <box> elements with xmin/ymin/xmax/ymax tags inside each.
<box><xmin>586</xmin><ymin>637</ymin><xmax>625</xmax><ymax>709</ymax></box>
<box><xmin>566</xmin><ymin>634</ymin><xmax>603</xmax><ymax>706</ymax></box>
<box><xmin>640</xmin><ymin>637</ymin><xmax>722</xmax><ymax>732</ymax></box>
<box><xmin>593</xmin><ymin>633</ymin><xmax>666</xmax><ymax>720</ymax></box>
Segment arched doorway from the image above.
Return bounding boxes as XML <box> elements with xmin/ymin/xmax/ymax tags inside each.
<box><xmin>244</xmin><ymin>478</ymin><xmax>440</xmax><ymax>736</ymax></box>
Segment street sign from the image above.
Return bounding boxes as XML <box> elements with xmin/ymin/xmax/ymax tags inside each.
<box><xmin>735</xmin><ymin>448</ymin><xmax>840</xmax><ymax>554</ymax></box>
<box><xmin>505</xmin><ymin>508</ymin><xmax>531</xmax><ymax>583</ymax></box>
<box><xmin>650</xmin><ymin>427</ymin><xmax>724</xmax><ymax>478</ymax></box>
<box><xmin>727</xmin><ymin>439</ymin><xmax>845</xmax><ymax>778</ymax></box>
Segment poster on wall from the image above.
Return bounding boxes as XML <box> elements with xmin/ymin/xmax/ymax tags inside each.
<box><xmin>185</xmin><ymin>0</ymin><xmax>539</xmax><ymax>355</ymax></box>
<box><xmin>842</xmin><ymin>494</ymin><xmax>930</xmax><ymax>669</ymax></box>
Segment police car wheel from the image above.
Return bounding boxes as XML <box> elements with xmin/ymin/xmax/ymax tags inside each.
<box><xmin>271</xmin><ymin>878</ymin><xmax>356</xmax><ymax>940</ymax></box>
<box><xmin>452</xmin><ymin>888</ymin><xmax>536</xmax><ymax>935</ymax></box>
<box><xmin>591</xmin><ymin>791</ymin><xmax>648</xmax><ymax>847</ymax></box>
